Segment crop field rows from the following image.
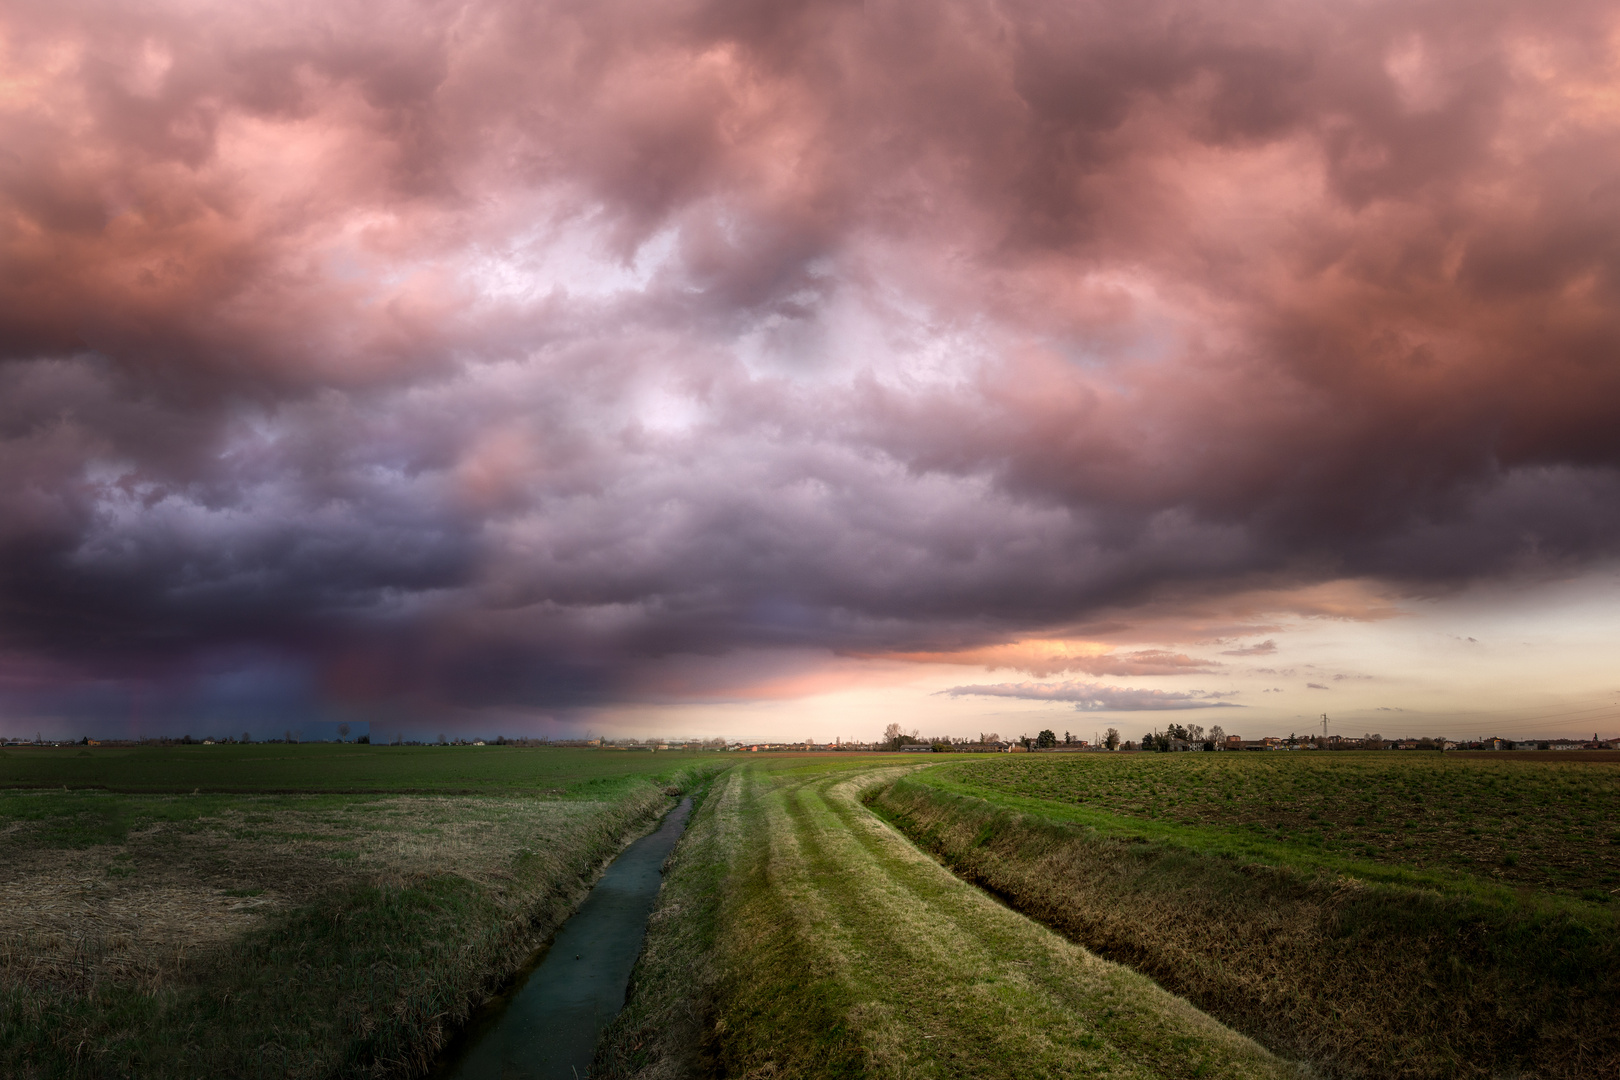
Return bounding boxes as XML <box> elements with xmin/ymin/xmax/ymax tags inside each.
<box><xmin>947</xmin><ymin>752</ymin><xmax>1620</xmax><ymax>900</ymax></box>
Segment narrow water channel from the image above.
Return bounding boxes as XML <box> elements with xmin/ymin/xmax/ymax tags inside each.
<box><xmin>434</xmin><ymin>796</ymin><xmax>694</xmax><ymax>1080</ymax></box>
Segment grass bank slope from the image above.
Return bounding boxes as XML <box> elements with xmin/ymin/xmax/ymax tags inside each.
<box><xmin>946</xmin><ymin>751</ymin><xmax>1620</xmax><ymax>899</ymax></box>
<box><xmin>1</xmin><ymin>751</ymin><xmax>724</xmax><ymax>1079</ymax></box>
<box><xmin>598</xmin><ymin>756</ymin><xmax>1300</xmax><ymax>1080</ymax></box>
<box><xmin>871</xmin><ymin>763</ymin><xmax>1619</xmax><ymax>1080</ymax></box>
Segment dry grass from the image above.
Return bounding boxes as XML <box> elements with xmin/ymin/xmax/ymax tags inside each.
<box><xmin>0</xmin><ymin>793</ymin><xmax>624</xmax><ymax>1003</ymax></box>
<box><xmin>0</xmin><ymin>775</ymin><xmax>721</xmax><ymax>1079</ymax></box>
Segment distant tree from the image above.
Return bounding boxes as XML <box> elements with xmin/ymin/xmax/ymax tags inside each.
<box><xmin>284</xmin><ymin>730</ymin><xmax>293</xmax><ymax>744</ymax></box>
<box><xmin>1209</xmin><ymin>725</ymin><xmax>1225</xmax><ymax>747</ymax></box>
<box><xmin>1036</xmin><ymin>729</ymin><xmax>1058</xmax><ymax>749</ymax></box>
<box><xmin>1186</xmin><ymin>724</ymin><xmax>1205</xmax><ymax>744</ymax></box>
<box><xmin>1105</xmin><ymin>728</ymin><xmax>1120</xmax><ymax>750</ymax></box>
<box><xmin>338</xmin><ymin>723</ymin><xmax>351</xmax><ymax>741</ymax></box>
<box><xmin>242</xmin><ymin>731</ymin><xmax>252</xmax><ymax>744</ymax></box>
<box><xmin>1064</xmin><ymin>731</ymin><xmax>1074</xmax><ymax>744</ymax></box>
<box><xmin>979</xmin><ymin>732</ymin><xmax>1000</xmax><ymax>746</ymax></box>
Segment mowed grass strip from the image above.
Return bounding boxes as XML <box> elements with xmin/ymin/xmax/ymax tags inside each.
<box><xmin>945</xmin><ymin>751</ymin><xmax>1620</xmax><ymax>899</ymax></box>
<box><xmin>871</xmin><ymin>768</ymin><xmax>1620</xmax><ymax>1080</ymax></box>
<box><xmin>1</xmin><ymin>750</ymin><xmax>726</xmax><ymax>1079</ymax></box>
<box><xmin>599</xmin><ymin>757</ymin><xmax>1300</xmax><ymax>1080</ymax></box>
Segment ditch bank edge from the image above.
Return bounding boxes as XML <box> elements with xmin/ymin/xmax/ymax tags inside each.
<box><xmin>865</xmin><ymin>774</ymin><xmax>1619</xmax><ymax>1080</ymax></box>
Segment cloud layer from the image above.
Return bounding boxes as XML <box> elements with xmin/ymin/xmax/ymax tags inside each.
<box><xmin>942</xmin><ymin>681</ymin><xmax>1238</xmax><ymax>711</ymax></box>
<box><xmin>5</xmin><ymin>0</ymin><xmax>1620</xmax><ymax>724</ymax></box>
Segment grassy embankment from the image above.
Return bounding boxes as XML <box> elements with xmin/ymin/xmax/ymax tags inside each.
<box><xmin>595</xmin><ymin>755</ymin><xmax>1303</xmax><ymax>1080</ymax></box>
<box><xmin>868</xmin><ymin>753</ymin><xmax>1620</xmax><ymax>1080</ymax></box>
<box><xmin>0</xmin><ymin>744</ymin><xmax>724</xmax><ymax>1079</ymax></box>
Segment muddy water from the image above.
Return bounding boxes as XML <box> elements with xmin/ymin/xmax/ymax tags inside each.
<box><xmin>435</xmin><ymin>796</ymin><xmax>693</xmax><ymax>1080</ymax></box>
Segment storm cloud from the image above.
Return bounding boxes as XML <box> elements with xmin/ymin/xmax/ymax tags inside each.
<box><xmin>4</xmin><ymin>0</ymin><xmax>1620</xmax><ymax>726</ymax></box>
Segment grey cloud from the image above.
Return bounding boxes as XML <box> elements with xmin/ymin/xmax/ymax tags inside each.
<box><xmin>1220</xmin><ymin>639</ymin><xmax>1277</xmax><ymax>656</ymax></box>
<box><xmin>942</xmin><ymin>681</ymin><xmax>1241</xmax><ymax>711</ymax></box>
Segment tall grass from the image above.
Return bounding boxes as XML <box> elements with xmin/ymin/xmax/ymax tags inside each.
<box><xmin>2</xmin><ymin>761</ymin><xmax>725</xmax><ymax>1079</ymax></box>
<box><xmin>870</xmin><ymin>774</ymin><xmax>1620</xmax><ymax>1080</ymax></box>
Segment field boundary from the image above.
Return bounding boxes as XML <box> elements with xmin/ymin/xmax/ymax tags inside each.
<box><xmin>918</xmin><ymin>759</ymin><xmax>1619</xmax><ymax>918</ymax></box>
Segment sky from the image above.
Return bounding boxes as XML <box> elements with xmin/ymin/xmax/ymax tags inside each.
<box><xmin>4</xmin><ymin>0</ymin><xmax>1620</xmax><ymax>742</ymax></box>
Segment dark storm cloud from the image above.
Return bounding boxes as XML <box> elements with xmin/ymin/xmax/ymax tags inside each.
<box><xmin>4</xmin><ymin>0</ymin><xmax>1620</xmax><ymax>722</ymax></box>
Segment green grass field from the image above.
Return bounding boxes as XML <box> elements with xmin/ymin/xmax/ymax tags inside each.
<box><xmin>937</xmin><ymin>751</ymin><xmax>1620</xmax><ymax>900</ymax></box>
<box><xmin>0</xmin><ymin>743</ymin><xmax>698</xmax><ymax>796</ymax></box>
<box><xmin>597</xmin><ymin>756</ymin><xmax>1300</xmax><ymax>1080</ymax></box>
<box><xmin>869</xmin><ymin>752</ymin><xmax>1620</xmax><ymax>1079</ymax></box>
<box><xmin>0</xmin><ymin>746</ymin><xmax>722</xmax><ymax>1079</ymax></box>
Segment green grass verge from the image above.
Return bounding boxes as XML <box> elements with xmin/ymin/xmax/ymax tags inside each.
<box><xmin>600</xmin><ymin>756</ymin><xmax>1302</xmax><ymax>1079</ymax></box>
<box><xmin>870</xmin><ymin>769</ymin><xmax>1620</xmax><ymax>1080</ymax></box>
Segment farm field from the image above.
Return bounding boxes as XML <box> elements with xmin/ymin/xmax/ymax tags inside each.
<box><xmin>0</xmin><ymin>746</ymin><xmax>721</xmax><ymax>1079</ymax></box>
<box><xmin>14</xmin><ymin>744</ymin><xmax>1606</xmax><ymax>1080</ymax></box>
<box><xmin>871</xmin><ymin>753</ymin><xmax>1620</xmax><ymax>1079</ymax></box>
<box><xmin>941</xmin><ymin>750</ymin><xmax>1620</xmax><ymax>899</ymax></box>
<box><xmin>596</xmin><ymin>756</ymin><xmax>1300</xmax><ymax>1080</ymax></box>
<box><xmin>0</xmin><ymin>742</ymin><xmax>697</xmax><ymax>796</ymax></box>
